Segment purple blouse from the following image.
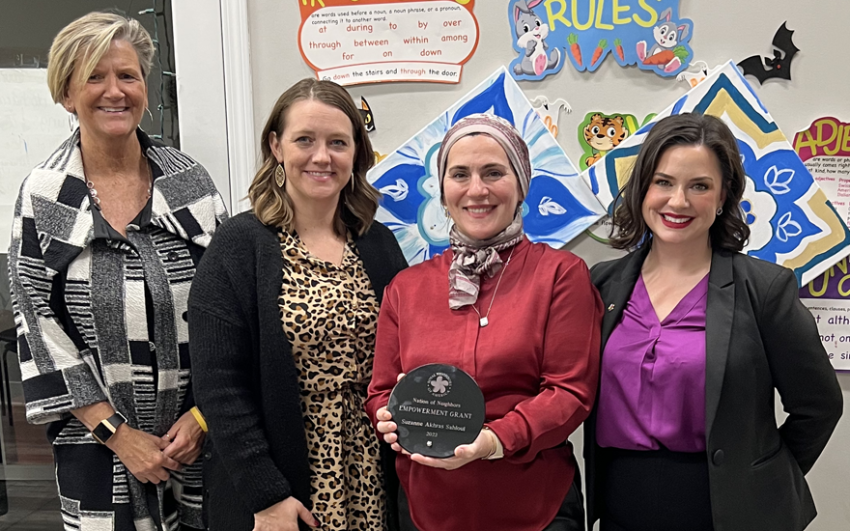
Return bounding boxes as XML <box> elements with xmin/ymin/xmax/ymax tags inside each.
<box><xmin>596</xmin><ymin>274</ymin><xmax>709</xmax><ymax>452</ymax></box>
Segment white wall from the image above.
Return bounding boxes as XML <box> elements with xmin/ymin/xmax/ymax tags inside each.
<box><xmin>172</xmin><ymin>0</ymin><xmax>231</xmax><ymax>208</ymax></box>
<box><xmin>178</xmin><ymin>1</ymin><xmax>850</xmax><ymax>528</ymax></box>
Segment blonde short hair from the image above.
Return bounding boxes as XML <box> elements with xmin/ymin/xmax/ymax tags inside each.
<box><xmin>47</xmin><ymin>12</ymin><xmax>154</xmax><ymax>104</ymax></box>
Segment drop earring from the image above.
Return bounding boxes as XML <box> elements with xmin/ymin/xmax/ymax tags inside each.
<box><xmin>349</xmin><ymin>174</ymin><xmax>356</xmax><ymax>192</ymax></box>
<box><xmin>275</xmin><ymin>164</ymin><xmax>286</xmax><ymax>188</ymax></box>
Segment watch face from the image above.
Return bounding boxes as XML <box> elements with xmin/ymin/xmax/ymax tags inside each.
<box><xmin>92</xmin><ymin>413</ymin><xmax>125</xmax><ymax>444</ymax></box>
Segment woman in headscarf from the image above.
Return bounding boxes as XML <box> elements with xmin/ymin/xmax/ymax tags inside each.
<box><xmin>366</xmin><ymin>113</ymin><xmax>602</xmax><ymax>531</ymax></box>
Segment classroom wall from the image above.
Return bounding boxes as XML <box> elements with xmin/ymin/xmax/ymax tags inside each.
<box><xmin>184</xmin><ymin>1</ymin><xmax>850</xmax><ymax>528</ymax></box>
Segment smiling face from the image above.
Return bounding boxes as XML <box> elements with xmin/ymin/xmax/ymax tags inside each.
<box><xmin>443</xmin><ymin>134</ymin><xmax>522</xmax><ymax>241</ymax></box>
<box><xmin>641</xmin><ymin>144</ymin><xmax>726</xmax><ymax>249</ymax></box>
<box><xmin>64</xmin><ymin>39</ymin><xmax>147</xmax><ymax>143</ymax></box>
<box><xmin>269</xmin><ymin>98</ymin><xmax>356</xmax><ymax>211</ymax></box>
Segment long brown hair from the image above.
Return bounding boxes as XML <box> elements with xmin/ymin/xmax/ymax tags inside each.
<box><xmin>610</xmin><ymin>113</ymin><xmax>750</xmax><ymax>251</ymax></box>
<box><xmin>248</xmin><ymin>78</ymin><xmax>379</xmax><ymax>236</ymax></box>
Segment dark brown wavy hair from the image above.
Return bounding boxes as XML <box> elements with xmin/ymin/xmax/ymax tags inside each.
<box><xmin>248</xmin><ymin>78</ymin><xmax>379</xmax><ymax>236</ymax></box>
<box><xmin>609</xmin><ymin>113</ymin><xmax>750</xmax><ymax>252</ymax></box>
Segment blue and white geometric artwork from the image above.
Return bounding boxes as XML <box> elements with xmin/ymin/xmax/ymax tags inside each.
<box><xmin>582</xmin><ymin>60</ymin><xmax>850</xmax><ymax>286</ymax></box>
<box><xmin>368</xmin><ymin>67</ymin><xmax>606</xmax><ymax>265</ymax></box>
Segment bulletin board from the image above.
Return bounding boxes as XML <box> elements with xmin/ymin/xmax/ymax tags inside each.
<box><xmin>233</xmin><ymin>2</ymin><xmax>850</xmax><ymax>529</ymax></box>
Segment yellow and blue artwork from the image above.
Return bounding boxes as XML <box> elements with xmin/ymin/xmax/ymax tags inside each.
<box><xmin>368</xmin><ymin>67</ymin><xmax>606</xmax><ymax>265</ymax></box>
<box><xmin>583</xmin><ymin>60</ymin><xmax>850</xmax><ymax>286</ymax></box>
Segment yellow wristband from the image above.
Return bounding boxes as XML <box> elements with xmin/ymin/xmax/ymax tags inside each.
<box><xmin>190</xmin><ymin>406</ymin><xmax>208</xmax><ymax>433</ymax></box>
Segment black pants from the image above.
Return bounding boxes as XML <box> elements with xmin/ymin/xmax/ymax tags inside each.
<box><xmin>398</xmin><ymin>470</ymin><xmax>584</xmax><ymax>531</ymax></box>
<box><xmin>599</xmin><ymin>446</ymin><xmax>713</xmax><ymax>531</ymax></box>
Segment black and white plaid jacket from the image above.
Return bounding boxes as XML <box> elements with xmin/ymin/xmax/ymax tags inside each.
<box><xmin>8</xmin><ymin>129</ymin><xmax>228</xmax><ymax>530</ymax></box>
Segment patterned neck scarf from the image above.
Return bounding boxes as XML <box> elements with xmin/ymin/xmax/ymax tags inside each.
<box><xmin>439</xmin><ymin>114</ymin><xmax>531</xmax><ymax>309</ymax></box>
<box><xmin>448</xmin><ymin>211</ymin><xmax>524</xmax><ymax>309</ymax></box>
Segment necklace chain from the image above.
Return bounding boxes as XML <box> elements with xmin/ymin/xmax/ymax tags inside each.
<box><xmin>85</xmin><ymin>155</ymin><xmax>152</xmax><ymax>210</ymax></box>
<box><xmin>470</xmin><ymin>246</ymin><xmax>516</xmax><ymax>328</ymax></box>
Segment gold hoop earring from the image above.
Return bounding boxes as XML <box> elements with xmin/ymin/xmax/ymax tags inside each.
<box><xmin>275</xmin><ymin>164</ymin><xmax>286</xmax><ymax>188</ymax></box>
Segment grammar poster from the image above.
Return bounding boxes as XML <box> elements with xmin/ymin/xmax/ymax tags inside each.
<box><xmin>298</xmin><ymin>0</ymin><xmax>479</xmax><ymax>85</ymax></box>
<box><xmin>795</xmin><ymin>117</ymin><xmax>850</xmax><ymax>371</ymax></box>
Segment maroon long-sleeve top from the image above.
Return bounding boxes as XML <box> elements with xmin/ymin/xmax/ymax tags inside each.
<box><xmin>366</xmin><ymin>237</ymin><xmax>603</xmax><ymax>531</ymax></box>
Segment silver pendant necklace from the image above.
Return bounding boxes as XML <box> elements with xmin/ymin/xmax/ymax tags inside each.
<box><xmin>470</xmin><ymin>246</ymin><xmax>516</xmax><ymax>327</ymax></box>
<box><xmin>85</xmin><ymin>155</ymin><xmax>152</xmax><ymax>210</ymax></box>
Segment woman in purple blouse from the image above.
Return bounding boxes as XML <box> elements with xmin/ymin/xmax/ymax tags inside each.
<box><xmin>587</xmin><ymin>113</ymin><xmax>842</xmax><ymax>531</ymax></box>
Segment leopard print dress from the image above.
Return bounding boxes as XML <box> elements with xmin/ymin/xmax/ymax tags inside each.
<box><xmin>278</xmin><ymin>230</ymin><xmax>387</xmax><ymax>531</ymax></box>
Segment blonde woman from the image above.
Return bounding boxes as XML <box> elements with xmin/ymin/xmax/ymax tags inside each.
<box><xmin>188</xmin><ymin>78</ymin><xmax>407</xmax><ymax>531</ymax></box>
<box><xmin>9</xmin><ymin>12</ymin><xmax>227</xmax><ymax>530</ymax></box>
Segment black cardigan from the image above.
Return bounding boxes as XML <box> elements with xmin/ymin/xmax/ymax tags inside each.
<box><xmin>188</xmin><ymin>211</ymin><xmax>407</xmax><ymax>530</ymax></box>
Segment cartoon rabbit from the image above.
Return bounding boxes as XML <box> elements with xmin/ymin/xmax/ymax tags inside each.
<box><xmin>636</xmin><ymin>8</ymin><xmax>690</xmax><ymax>63</ymax></box>
<box><xmin>512</xmin><ymin>0</ymin><xmax>560</xmax><ymax>76</ymax></box>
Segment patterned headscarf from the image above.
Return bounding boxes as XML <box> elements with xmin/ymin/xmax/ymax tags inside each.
<box><xmin>437</xmin><ymin>113</ymin><xmax>531</xmax><ymax>200</ymax></box>
<box><xmin>437</xmin><ymin>114</ymin><xmax>531</xmax><ymax>310</ymax></box>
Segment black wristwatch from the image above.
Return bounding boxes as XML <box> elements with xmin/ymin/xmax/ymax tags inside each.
<box><xmin>92</xmin><ymin>412</ymin><xmax>127</xmax><ymax>444</ymax></box>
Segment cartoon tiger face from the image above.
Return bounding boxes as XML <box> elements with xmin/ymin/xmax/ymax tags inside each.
<box><xmin>584</xmin><ymin>114</ymin><xmax>629</xmax><ymax>152</ymax></box>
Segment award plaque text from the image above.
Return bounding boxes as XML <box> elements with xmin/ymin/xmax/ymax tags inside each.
<box><xmin>387</xmin><ymin>364</ymin><xmax>485</xmax><ymax>458</ymax></box>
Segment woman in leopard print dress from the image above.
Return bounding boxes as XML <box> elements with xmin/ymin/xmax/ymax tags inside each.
<box><xmin>188</xmin><ymin>79</ymin><xmax>406</xmax><ymax>531</ymax></box>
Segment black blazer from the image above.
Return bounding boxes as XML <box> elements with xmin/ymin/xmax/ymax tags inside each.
<box><xmin>586</xmin><ymin>246</ymin><xmax>842</xmax><ymax>531</ymax></box>
<box><xmin>188</xmin><ymin>212</ymin><xmax>407</xmax><ymax>531</ymax></box>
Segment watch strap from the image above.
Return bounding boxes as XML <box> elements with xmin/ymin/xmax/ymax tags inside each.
<box><xmin>92</xmin><ymin>412</ymin><xmax>127</xmax><ymax>444</ymax></box>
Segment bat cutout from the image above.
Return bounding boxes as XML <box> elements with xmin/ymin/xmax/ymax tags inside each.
<box><xmin>737</xmin><ymin>22</ymin><xmax>800</xmax><ymax>84</ymax></box>
<box><xmin>359</xmin><ymin>97</ymin><xmax>376</xmax><ymax>132</ymax></box>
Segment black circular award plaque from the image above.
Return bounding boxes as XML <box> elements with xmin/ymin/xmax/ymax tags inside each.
<box><xmin>387</xmin><ymin>363</ymin><xmax>486</xmax><ymax>458</ymax></box>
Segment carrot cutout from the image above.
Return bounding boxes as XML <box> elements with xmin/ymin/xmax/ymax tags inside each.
<box><xmin>661</xmin><ymin>46</ymin><xmax>690</xmax><ymax>73</ymax></box>
<box><xmin>614</xmin><ymin>38</ymin><xmax>625</xmax><ymax>62</ymax></box>
<box><xmin>642</xmin><ymin>49</ymin><xmax>675</xmax><ymax>65</ymax></box>
<box><xmin>568</xmin><ymin>34</ymin><xmax>582</xmax><ymax>66</ymax></box>
<box><xmin>591</xmin><ymin>39</ymin><xmax>607</xmax><ymax>66</ymax></box>
<box><xmin>644</xmin><ymin>46</ymin><xmax>690</xmax><ymax>73</ymax></box>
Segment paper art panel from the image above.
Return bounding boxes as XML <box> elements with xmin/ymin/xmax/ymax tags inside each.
<box><xmin>582</xmin><ymin>60</ymin><xmax>850</xmax><ymax>286</ymax></box>
<box><xmin>737</xmin><ymin>22</ymin><xmax>799</xmax><ymax>85</ymax></box>
<box><xmin>507</xmin><ymin>0</ymin><xmax>694</xmax><ymax>81</ymax></box>
<box><xmin>367</xmin><ymin>67</ymin><xmax>606</xmax><ymax>265</ymax></box>
<box><xmin>298</xmin><ymin>0</ymin><xmax>478</xmax><ymax>85</ymax></box>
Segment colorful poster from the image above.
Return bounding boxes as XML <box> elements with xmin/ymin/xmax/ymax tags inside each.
<box><xmin>794</xmin><ymin>117</ymin><xmax>850</xmax><ymax>371</ymax></box>
<box><xmin>298</xmin><ymin>0</ymin><xmax>478</xmax><ymax>85</ymax></box>
<box><xmin>367</xmin><ymin>67</ymin><xmax>606</xmax><ymax>265</ymax></box>
<box><xmin>793</xmin><ymin>117</ymin><xmax>850</xmax><ymax>225</ymax></box>
<box><xmin>582</xmin><ymin>60</ymin><xmax>850</xmax><ymax>287</ymax></box>
<box><xmin>799</xmin><ymin>258</ymin><xmax>850</xmax><ymax>371</ymax></box>
<box><xmin>506</xmin><ymin>0</ymin><xmax>694</xmax><ymax>81</ymax></box>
